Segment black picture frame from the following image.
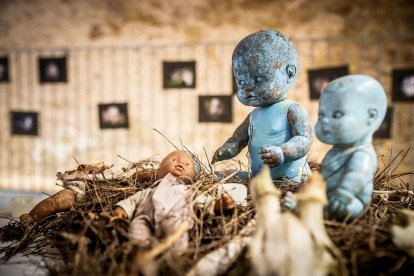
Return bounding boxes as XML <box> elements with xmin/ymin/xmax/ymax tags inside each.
<box><xmin>39</xmin><ymin>57</ymin><xmax>67</xmax><ymax>83</ymax></box>
<box><xmin>10</xmin><ymin>111</ymin><xmax>39</xmax><ymax>136</ymax></box>
<box><xmin>98</xmin><ymin>103</ymin><xmax>129</xmax><ymax>129</ymax></box>
<box><xmin>199</xmin><ymin>95</ymin><xmax>232</xmax><ymax>123</ymax></box>
<box><xmin>163</xmin><ymin>61</ymin><xmax>196</xmax><ymax>89</ymax></box>
<box><xmin>0</xmin><ymin>57</ymin><xmax>9</xmax><ymax>82</ymax></box>
<box><xmin>374</xmin><ymin>107</ymin><xmax>393</xmax><ymax>139</ymax></box>
<box><xmin>392</xmin><ymin>68</ymin><xmax>414</xmax><ymax>102</ymax></box>
<box><xmin>307</xmin><ymin>65</ymin><xmax>349</xmax><ymax>100</ymax></box>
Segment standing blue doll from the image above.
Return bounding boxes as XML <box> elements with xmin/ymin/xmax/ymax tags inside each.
<box><xmin>212</xmin><ymin>30</ymin><xmax>313</xmax><ymax>182</ymax></box>
<box><xmin>315</xmin><ymin>75</ymin><xmax>387</xmax><ymax>220</ymax></box>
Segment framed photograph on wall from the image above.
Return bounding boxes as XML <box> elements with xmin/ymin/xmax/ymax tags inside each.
<box><xmin>98</xmin><ymin>103</ymin><xmax>129</xmax><ymax>129</ymax></box>
<box><xmin>10</xmin><ymin>111</ymin><xmax>39</xmax><ymax>136</ymax></box>
<box><xmin>0</xmin><ymin>57</ymin><xmax>9</xmax><ymax>82</ymax></box>
<box><xmin>163</xmin><ymin>61</ymin><xmax>196</xmax><ymax>89</ymax></box>
<box><xmin>199</xmin><ymin>95</ymin><xmax>232</xmax><ymax>123</ymax></box>
<box><xmin>39</xmin><ymin>57</ymin><xmax>67</xmax><ymax>83</ymax></box>
<box><xmin>374</xmin><ymin>107</ymin><xmax>393</xmax><ymax>139</ymax></box>
<box><xmin>392</xmin><ymin>68</ymin><xmax>414</xmax><ymax>102</ymax></box>
<box><xmin>307</xmin><ymin>65</ymin><xmax>349</xmax><ymax>100</ymax></box>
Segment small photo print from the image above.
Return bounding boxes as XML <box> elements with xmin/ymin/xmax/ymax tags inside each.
<box><xmin>392</xmin><ymin>68</ymin><xmax>414</xmax><ymax>102</ymax></box>
<box><xmin>163</xmin><ymin>61</ymin><xmax>196</xmax><ymax>89</ymax></box>
<box><xmin>374</xmin><ymin>107</ymin><xmax>393</xmax><ymax>139</ymax></box>
<box><xmin>39</xmin><ymin>57</ymin><xmax>67</xmax><ymax>83</ymax></box>
<box><xmin>0</xmin><ymin>57</ymin><xmax>9</xmax><ymax>82</ymax></box>
<box><xmin>199</xmin><ymin>95</ymin><xmax>232</xmax><ymax>123</ymax></box>
<box><xmin>11</xmin><ymin>111</ymin><xmax>39</xmax><ymax>136</ymax></box>
<box><xmin>98</xmin><ymin>103</ymin><xmax>129</xmax><ymax>129</ymax></box>
<box><xmin>307</xmin><ymin>65</ymin><xmax>349</xmax><ymax>100</ymax></box>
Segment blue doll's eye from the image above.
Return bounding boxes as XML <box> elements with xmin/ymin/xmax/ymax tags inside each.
<box><xmin>255</xmin><ymin>76</ymin><xmax>263</xmax><ymax>82</ymax></box>
<box><xmin>318</xmin><ymin>112</ymin><xmax>325</xmax><ymax>119</ymax></box>
<box><xmin>333</xmin><ymin>111</ymin><xmax>344</xmax><ymax>118</ymax></box>
<box><xmin>239</xmin><ymin>80</ymin><xmax>246</xmax><ymax>85</ymax></box>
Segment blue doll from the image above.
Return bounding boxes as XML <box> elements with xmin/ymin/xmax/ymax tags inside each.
<box><xmin>212</xmin><ymin>30</ymin><xmax>313</xmax><ymax>182</ymax></box>
<box><xmin>315</xmin><ymin>74</ymin><xmax>387</xmax><ymax>220</ymax></box>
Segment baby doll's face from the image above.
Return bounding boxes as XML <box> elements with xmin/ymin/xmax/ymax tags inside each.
<box><xmin>315</xmin><ymin>92</ymin><xmax>371</xmax><ymax>145</ymax></box>
<box><xmin>232</xmin><ymin>30</ymin><xmax>299</xmax><ymax>108</ymax></box>
<box><xmin>156</xmin><ymin>151</ymin><xmax>195</xmax><ymax>179</ymax></box>
<box><xmin>233</xmin><ymin>54</ymin><xmax>290</xmax><ymax>107</ymax></box>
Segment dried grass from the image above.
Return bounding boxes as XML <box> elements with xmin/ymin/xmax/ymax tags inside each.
<box><xmin>0</xmin><ymin>149</ymin><xmax>413</xmax><ymax>275</ymax></box>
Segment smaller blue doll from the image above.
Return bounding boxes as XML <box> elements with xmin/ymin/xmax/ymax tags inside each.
<box><xmin>212</xmin><ymin>30</ymin><xmax>313</xmax><ymax>182</ymax></box>
<box><xmin>315</xmin><ymin>74</ymin><xmax>387</xmax><ymax>220</ymax></box>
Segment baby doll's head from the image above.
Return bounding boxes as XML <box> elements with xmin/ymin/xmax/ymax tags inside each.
<box><xmin>232</xmin><ymin>30</ymin><xmax>299</xmax><ymax>107</ymax></box>
<box><xmin>315</xmin><ymin>75</ymin><xmax>387</xmax><ymax>146</ymax></box>
<box><xmin>156</xmin><ymin>150</ymin><xmax>195</xmax><ymax>179</ymax></box>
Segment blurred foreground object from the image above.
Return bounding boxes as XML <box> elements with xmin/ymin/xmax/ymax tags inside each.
<box><xmin>391</xmin><ymin>209</ymin><xmax>414</xmax><ymax>257</ymax></box>
<box><xmin>249</xmin><ymin>166</ymin><xmax>346</xmax><ymax>275</ymax></box>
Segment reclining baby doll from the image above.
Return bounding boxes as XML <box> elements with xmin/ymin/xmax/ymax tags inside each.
<box><xmin>20</xmin><ymin>150</ymin><xmax>235</xmax><ymax>254</ymax></box>
<box><xmin>112</xmin><ymin>150</ymin><xmax>235</xmax><ymax>254</ymax></box>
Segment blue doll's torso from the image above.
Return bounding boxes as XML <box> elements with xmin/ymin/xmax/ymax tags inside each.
<box><xmin>322</xmin><ymin>144</ymin><xmax>377</xmax><ymax>207</ymax></box>
<box><xmin>249</xmin><ymin>99</ymin><xmax>310</xmax><ymax>180</ymax></box>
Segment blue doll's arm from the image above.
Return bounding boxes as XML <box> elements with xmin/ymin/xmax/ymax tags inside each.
<box><xmin>212</xmin><ymin>114</ymin><xmax>250</xmax><ymax>164</ymax></box>
<box><xmin>327</xmin><ymin>151</ymin><xmax>374</xmax><ymax>220</ymax></box>
<box><xmin>260</xmin><ymin>103</ymin><xmax>313</xmax><ymax>166</ymax></box>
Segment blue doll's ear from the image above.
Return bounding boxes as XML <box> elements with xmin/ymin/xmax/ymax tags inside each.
<box><xmin>367</xmin><ymin>108</ymin><xmax>378</xmax><ymax>126</ymax></box>
<box><xmin>286</xmin><ymin>65</ymin><xmax>297</xmax><ymax>83</ymax></box>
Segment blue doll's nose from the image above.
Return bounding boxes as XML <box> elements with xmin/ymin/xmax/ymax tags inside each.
<box><xmin>320</xmin><ymin>117</ymin><xmax>330</xmax><ymax>125</ymax></box>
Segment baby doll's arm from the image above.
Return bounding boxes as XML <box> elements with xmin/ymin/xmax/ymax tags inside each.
<box><xmin>212</xmin><ymin>114</ymin><xmax>250</xmax><ymax>164</ymax></box>
<box><xmin>114</xmin><ymin>190</ymin><xmax>144</xmax><ymax>219</ymax></box>
<box><xmin>327</xmin><ymin>152</ymin><xmax>374</xmax><ymax>220</ymax></box>
<box><xmin>260</xmin><ymin>103</ymin><xmax>312</xmax><ymax>166</ymax></box>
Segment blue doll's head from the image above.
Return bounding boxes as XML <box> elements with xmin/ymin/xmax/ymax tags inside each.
<box><xmin>232</xmin><ymin>30</ymin><xmax>299</xmax><ymax>107</ymax></box>
<box><xmin>315</xmin><ymin>75</ymin><xmax>387</xmax><ymax>146</ymax></box>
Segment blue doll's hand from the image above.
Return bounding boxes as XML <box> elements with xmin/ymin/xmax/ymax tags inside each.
<box><xmin>327</xmin><ymin>188</ymin><xmax>354</xmax><ymax>220</ymax></box>
<box><xmin>259</xmin><ymin>146</ymin><xmax>285</xmax><ymax>167</ymax></box>
<box><xmin>212</xmin><ymin>140</ymin><xmax>239</xmax><ymax>164</ymax></box>
<box><xmin>281</xmin><ymin>191</ymin><xmax>298</xmax><ymax>211</ymax></box>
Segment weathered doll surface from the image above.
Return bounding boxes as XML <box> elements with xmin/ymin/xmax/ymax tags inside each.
<box><xmin>322</xmin><ymin>145</ymin><xmax>377</xmax><ymax>220</ymax></box>
<box><xmin>249</xmin><ymin>99</ymin><xmax>311</xmax><ymax>181</ymax></box>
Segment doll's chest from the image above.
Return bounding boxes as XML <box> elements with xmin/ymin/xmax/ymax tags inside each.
<box><xmin>249</xmin><ymin>101</ymin><xmax>292</xmax><ymax>142</ymax></box>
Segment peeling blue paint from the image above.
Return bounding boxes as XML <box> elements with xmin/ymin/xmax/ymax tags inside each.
<box><xmin>212</xmin><ymin>30</ymin><xmax>313</xmax><ymax>182</ymax></box>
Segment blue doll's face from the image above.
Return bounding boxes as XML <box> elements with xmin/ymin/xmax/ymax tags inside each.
<box><xmin>233</xmin><ymin>53</ymin><xmax>290</xmax><ymax>107</ymax></box>
<box><xmin>315</xmin><ymin>92</ymin><xmax>371</xmax><ymax>145</ymax></box>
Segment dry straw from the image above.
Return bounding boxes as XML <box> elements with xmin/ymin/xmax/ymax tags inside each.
<box><xmin>0</xmin><ymin>149</ymin><xmax>413</xmax><ymax>275</ymax></box>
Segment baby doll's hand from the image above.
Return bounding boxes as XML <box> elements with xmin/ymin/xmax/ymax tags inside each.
<box><xmin>112</xmin><ymin>206</ymin><xmax>128</xmax><ymax>219</ymax></box>
<box><xmin>259</xmin><ymin>146</ymin><xmax>285</xmax><ymax>167</ymax></box>
<box><xmin>212</xmin><ymin>141</ymin><xmax>239</xmax><ymax>164</ymax></box>
<box><xmin>214</xmin><ymin>193</ymin><xmax>235</xmax><ymax>212</ymax></box>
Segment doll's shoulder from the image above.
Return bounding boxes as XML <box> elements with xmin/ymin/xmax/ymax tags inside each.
<box><xmin>287</xmin><ymin>101</ymin><xmax>310</xmax><ymax>116</ymax></box>
<box><xmin>347</xmin><ymin>146</ymin><xmax>377</xmax><ymax>172</ymax></box>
